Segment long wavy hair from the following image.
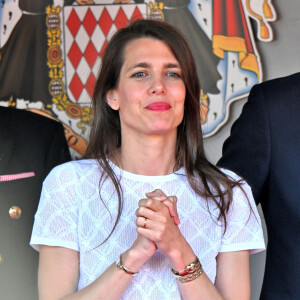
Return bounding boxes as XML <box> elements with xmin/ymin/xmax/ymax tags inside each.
<box><xmin>84</xmin><ymin>19</ymin><xmax>243</xmax><ymax>242</ymax></box>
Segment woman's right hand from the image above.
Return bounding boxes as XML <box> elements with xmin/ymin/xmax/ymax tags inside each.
<box><xmin>125</xmin><ymin>188</ymin><xmax>180</xmax><ymax>265</ymax></box>
<box><xmin>145</xmin><ymin>189</ymin><xmax>180</xmax><ymax>225</ymax></box>
<box><xmin>130</xmin><ymin>231</ymin><xmax>157</xmax><ymax>259</ymax></box>
<box><xmin>121</xmin><ymin>189</ymin><xmax>180</xmax><ymax>273</ymax></box>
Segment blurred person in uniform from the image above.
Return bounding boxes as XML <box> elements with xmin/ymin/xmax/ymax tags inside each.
<box><xmin>0</xmin><ymin>106</ymin><xmax>71</xmax><ymax>300</ymax></box>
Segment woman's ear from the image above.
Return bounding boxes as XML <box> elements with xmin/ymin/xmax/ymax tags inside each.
<box><xmin>106</xmin><ymin>90</ymin><xmax>120</xmax><ymax>110</ymax></box>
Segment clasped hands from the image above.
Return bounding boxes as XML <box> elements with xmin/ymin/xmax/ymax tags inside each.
<box><xmin>135</xmin><ymin>189</ymin><xmax>185</xmax><ymax>259</ymax></box>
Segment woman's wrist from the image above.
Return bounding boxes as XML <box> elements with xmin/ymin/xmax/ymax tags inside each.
<box><xmin>116</xmin><ymin>254</ymin><xmax>139</xmax><ymax>276</ymax></box>
<box><xmin>166</xmin><ymin>238</ymin><xmax>196</xmax><ymax>271</ymax></box>
<box><xmin>171</xmin><ymin>256</ymin><xmax>203</xmax><ymax>283</ymax></box>
<box><xmin>121</xmin><ymin>248</ymin><xmax>149</xmax><ymax>274</ymax></box>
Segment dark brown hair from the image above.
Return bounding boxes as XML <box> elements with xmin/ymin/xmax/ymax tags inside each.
<box><xmin>84</xmin><ymin>19</ymin><xmax>243</xmax><ymax>242</ymax></box>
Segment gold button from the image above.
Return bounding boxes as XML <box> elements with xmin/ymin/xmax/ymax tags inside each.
<box><xmin>9</xmin><ymin>206</ymin><xmax>22</xmax><ymax>219</ymax></box>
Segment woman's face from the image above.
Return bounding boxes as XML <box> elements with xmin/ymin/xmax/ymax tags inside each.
<box><xmin>107</xmin><ymin>38</ymin><xmax>186</xmax><ymax>138</ymax></box>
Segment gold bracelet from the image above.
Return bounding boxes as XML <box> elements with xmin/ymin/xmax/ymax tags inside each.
<box><xmin>171</xmin><ymin>256</ymin><xmax>203</xmax><ymax>283</ymax></box>
<box><xmin>116</xmin><ymin>254</ymin><xmax>138</xmax><ymax>277</ymax></box>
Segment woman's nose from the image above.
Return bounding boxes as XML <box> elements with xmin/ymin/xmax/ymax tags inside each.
<box><xmin>150</xmin><ymin>77</ymin><xmax>166</xmax><ymax>95</ymax></box>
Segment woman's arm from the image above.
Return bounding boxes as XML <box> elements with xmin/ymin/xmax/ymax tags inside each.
<box><xmin>215</xmin><ymin>251</ymin><xmax>250</xmax><ymax>299</ymax></box>
<box><xmin>37</xmin><ymin>188</ymin><xmax>180</xmax><ymax>300</ymax></box>
<box><xmin>175</xmin><ymin>250</ymin><xmax>250</xmax><ymax>300</ymax></box>
<box><xmin>38</xmin><ymin>235</ymin><xmax>156</xmax><ymax>300</ymax></box>
<box><xmin>136</xmin><ymin>198</ymin><xmax>251</xmax><ymax>300</ymax></box>
<box><xmin>38</xmin><ymin>246</ymin><xmax>79</xmax><ymax>300</ymax></box>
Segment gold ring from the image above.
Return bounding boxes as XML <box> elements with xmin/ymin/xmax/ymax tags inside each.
<box><xmin>143</xmin><ymin>218</ymin><xmax>147</xmax><ymax>228</ymax></box>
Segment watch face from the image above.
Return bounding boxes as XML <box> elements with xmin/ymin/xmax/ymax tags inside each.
<box><xmin>186</xmin><ymin>264</ymin><xmax>196</xmax><ymax>273</ymax></box>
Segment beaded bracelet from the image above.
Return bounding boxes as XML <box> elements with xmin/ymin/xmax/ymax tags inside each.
<box><xmin>116</xmin><ymin>254</ymin><xmax>138</xmax><ymax>277</ymax></box>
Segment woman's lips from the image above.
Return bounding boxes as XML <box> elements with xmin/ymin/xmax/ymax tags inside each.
<box><xmin>145</xmin><ymin>102</ymin><xmax>171</xmax><ymax>111</ymax></box>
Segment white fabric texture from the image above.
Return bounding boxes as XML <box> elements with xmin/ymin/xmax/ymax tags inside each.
<box><xmin>30</xmin><ymin>159</ymin><xmax>265</xmax><ymax>299</ymax></box>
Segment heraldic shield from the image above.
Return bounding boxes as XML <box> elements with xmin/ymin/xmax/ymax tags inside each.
<box><xmin>0</xmin><ymin>0</ymin><xmax>276</xmax><ymax>157</ymax></box>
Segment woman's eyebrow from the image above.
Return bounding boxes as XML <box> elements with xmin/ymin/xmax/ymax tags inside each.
<box><xmin>164</xmin><ymin>63</ymin><xmax>181</xmax><ymax>69</ymax></box>
<box><xmin>129</xmin><ymin>62</ymin><xmax>181</xmax><ymax>69</ymax></box>
<box><xmin>130</xmin><ymin>62</ymin><xmax>150</xmax><ymax>69</ymax></box>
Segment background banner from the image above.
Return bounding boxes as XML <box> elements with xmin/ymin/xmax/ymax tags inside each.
<box><xmin>0</xmin><ymin>0</ymin><xmax>276</xmax><ymax>157</ymax></box>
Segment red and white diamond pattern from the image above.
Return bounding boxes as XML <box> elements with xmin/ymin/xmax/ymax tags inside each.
<box><xmin>63</xmin><ymin>4</ymin><xmax>146</xmax><ymax>103</ymax></box>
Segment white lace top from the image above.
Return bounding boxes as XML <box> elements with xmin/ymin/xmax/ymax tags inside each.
<box><xmin>30</xmin><ymin>159</ymin><xmax>265</xmax><ymax>299</ymax></box>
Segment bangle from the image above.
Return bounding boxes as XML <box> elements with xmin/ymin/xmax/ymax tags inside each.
<box><xmin>116</xmin><ymin>254</ymin><xmax>138</xmax><ymax>277</ymax></box>
<box><xmin>171</xmin><ymin>256</ymin><xmax>203</xmax><ymax>283</ymax></box>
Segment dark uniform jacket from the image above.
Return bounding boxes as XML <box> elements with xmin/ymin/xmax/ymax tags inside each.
<box><xmin>0</xmin><ymin>107</ymin><xmax>71</xmax><ymax>300</ymax></box>
<box><xmin>218</xmin><ymin>73</ymin><xmax>300</xmax><ymax>300</ymax></box>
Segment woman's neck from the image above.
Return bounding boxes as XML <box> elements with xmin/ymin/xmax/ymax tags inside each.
<box><xmin>116</xmin><ymin>132</ymin><xmax>178</xmax><ymax>176</ymax></box>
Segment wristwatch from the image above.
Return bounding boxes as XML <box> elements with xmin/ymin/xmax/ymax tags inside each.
<box><xmin>171</xmin><ymin>257</ymin><xmax>200</xmax><ymax>276</ymax></box>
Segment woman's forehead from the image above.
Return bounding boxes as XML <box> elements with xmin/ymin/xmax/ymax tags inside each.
<box><xmin>122</xmin><ymin>38</ymin><xmax>179</xmax><ymax>66</ymax></box>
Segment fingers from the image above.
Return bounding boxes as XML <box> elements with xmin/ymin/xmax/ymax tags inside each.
<box><xmin>144</xmin><ymin>190</ymin><xmax>180</xmax><ymax>225</ymax></box>
<box><xmin>136</xmin><ymin>203</ymin><xmax>169</xmax><ymax>224</ymax></box>
<box><xmin>136</xmin><ymin>216</ymin><xmax>165</xmax><ymax>245</ymax></box>
<box><xmin>136</xmin><ymin>216</ymin><xmax>148</xmax><ymax>229</ymax></box>
<box><xmin>136</xmin><ymin>214</ymin><xmax>182</xmax><ymax>252</ymax></box>
<box><xmin>163</xmin><ymin>196</ymin><xmax>177</xmax><ymax>217</ymax></box>
<box><xmin>136</xmin><ymin>191</ymin><xmax>185</xmax><ymax>258</ymax></box>
<box><xmin>161</xmin><ymin>196</ymin><xmax>180</xmax><ymax>225</ymax></box>
<box><xmin>136</xmin><ymin>217</ymin><xmax>146</xmax><ymax>230</ymax></box>
<box><xmin>136</xmin><ymin>216</ymin><xmax>166</xmax><ymax>243</ymax></box>
<box><xmin>145</xmin><ymin>189</ymin><xmax>167</xmax><ymax>201</ymax></box>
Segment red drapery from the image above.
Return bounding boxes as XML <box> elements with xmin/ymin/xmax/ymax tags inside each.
<box><xmin>212</xmin><ymin>0</ymin><xmax>260</xmax><ymax>79</ymax></box>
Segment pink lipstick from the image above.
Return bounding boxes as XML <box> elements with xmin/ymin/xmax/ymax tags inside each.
<box><xmin>145</xmin><ymin>102</ymin><xmax>171</xmax><ymax>111</ymax></box>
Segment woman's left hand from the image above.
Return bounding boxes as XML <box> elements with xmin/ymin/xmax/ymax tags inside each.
<box><xmin>145</xmin><ymin>189</ymin><xmax>180</xmax><ymax>225</ymax></box>
<box><xmin>135</xmin><ymin>193</ymin><xmax>192</xmax><ymax>262</ymax></box>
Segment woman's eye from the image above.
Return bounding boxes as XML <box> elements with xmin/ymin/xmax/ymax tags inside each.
<box><xmin>132</xmin><ymin>72</ymin><xmax>146</xmax><ymax>78</ymax></box>
<box><xmin>167</xmin><ymin>72</ymin><xmax>181</xmax><ymax>78</ymax></box>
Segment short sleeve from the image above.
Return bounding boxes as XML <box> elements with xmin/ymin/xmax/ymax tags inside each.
<box><xmin>30</xmin><ymin>162</ymin><xmax>79</xmax><ymax>252</ymax></box>
<box><xmin>219</xmin><ymin>172</ymin><xmax>265</xmax><ymax>254</ymax></box>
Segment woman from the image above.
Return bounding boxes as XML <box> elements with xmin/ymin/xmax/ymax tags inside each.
<box><xmin>30</xmin><ymin>19</ymin><xmax>265</xmax><ymax>299</ymax></box>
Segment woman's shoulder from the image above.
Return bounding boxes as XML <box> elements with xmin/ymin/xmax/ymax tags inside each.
<box><xmin>43</xmin><ymin>159</ymin><xmax>100</xmax><ymax>187</ymax></box>
<box><xmin>49</xmin><ymin>158</ymin><xmax>98</xmax><ymax>174</ymax></box>
<box><xmin>217</xmin><ymin>167</ymin><xmax>254</xmax><ymax>202</ymax></box>
<box><xmin>218</xmin><ymin>167</ymin><xmax>244</xmax><ymax>182</ymax></box>
<box><xmin>218</xmin><ymin>167</ymin><xmax>256</xmax><ymax>210</ymax></box>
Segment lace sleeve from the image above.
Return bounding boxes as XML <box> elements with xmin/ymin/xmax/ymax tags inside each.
<box><xmin>30</xmin><ymin>162</ymin><xmax>80</xmax><ymax>252</ymax></box>
<box><xmin>219</xmin><ymin>175</ymin><xmax>265</xmax><ymax>255</ymax></box>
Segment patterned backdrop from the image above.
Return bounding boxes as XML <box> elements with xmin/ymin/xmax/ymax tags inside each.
<box><xmin>0</xmin><ymin>0</ymin><xmax>277</xmax><ymax>158</ymax></box>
